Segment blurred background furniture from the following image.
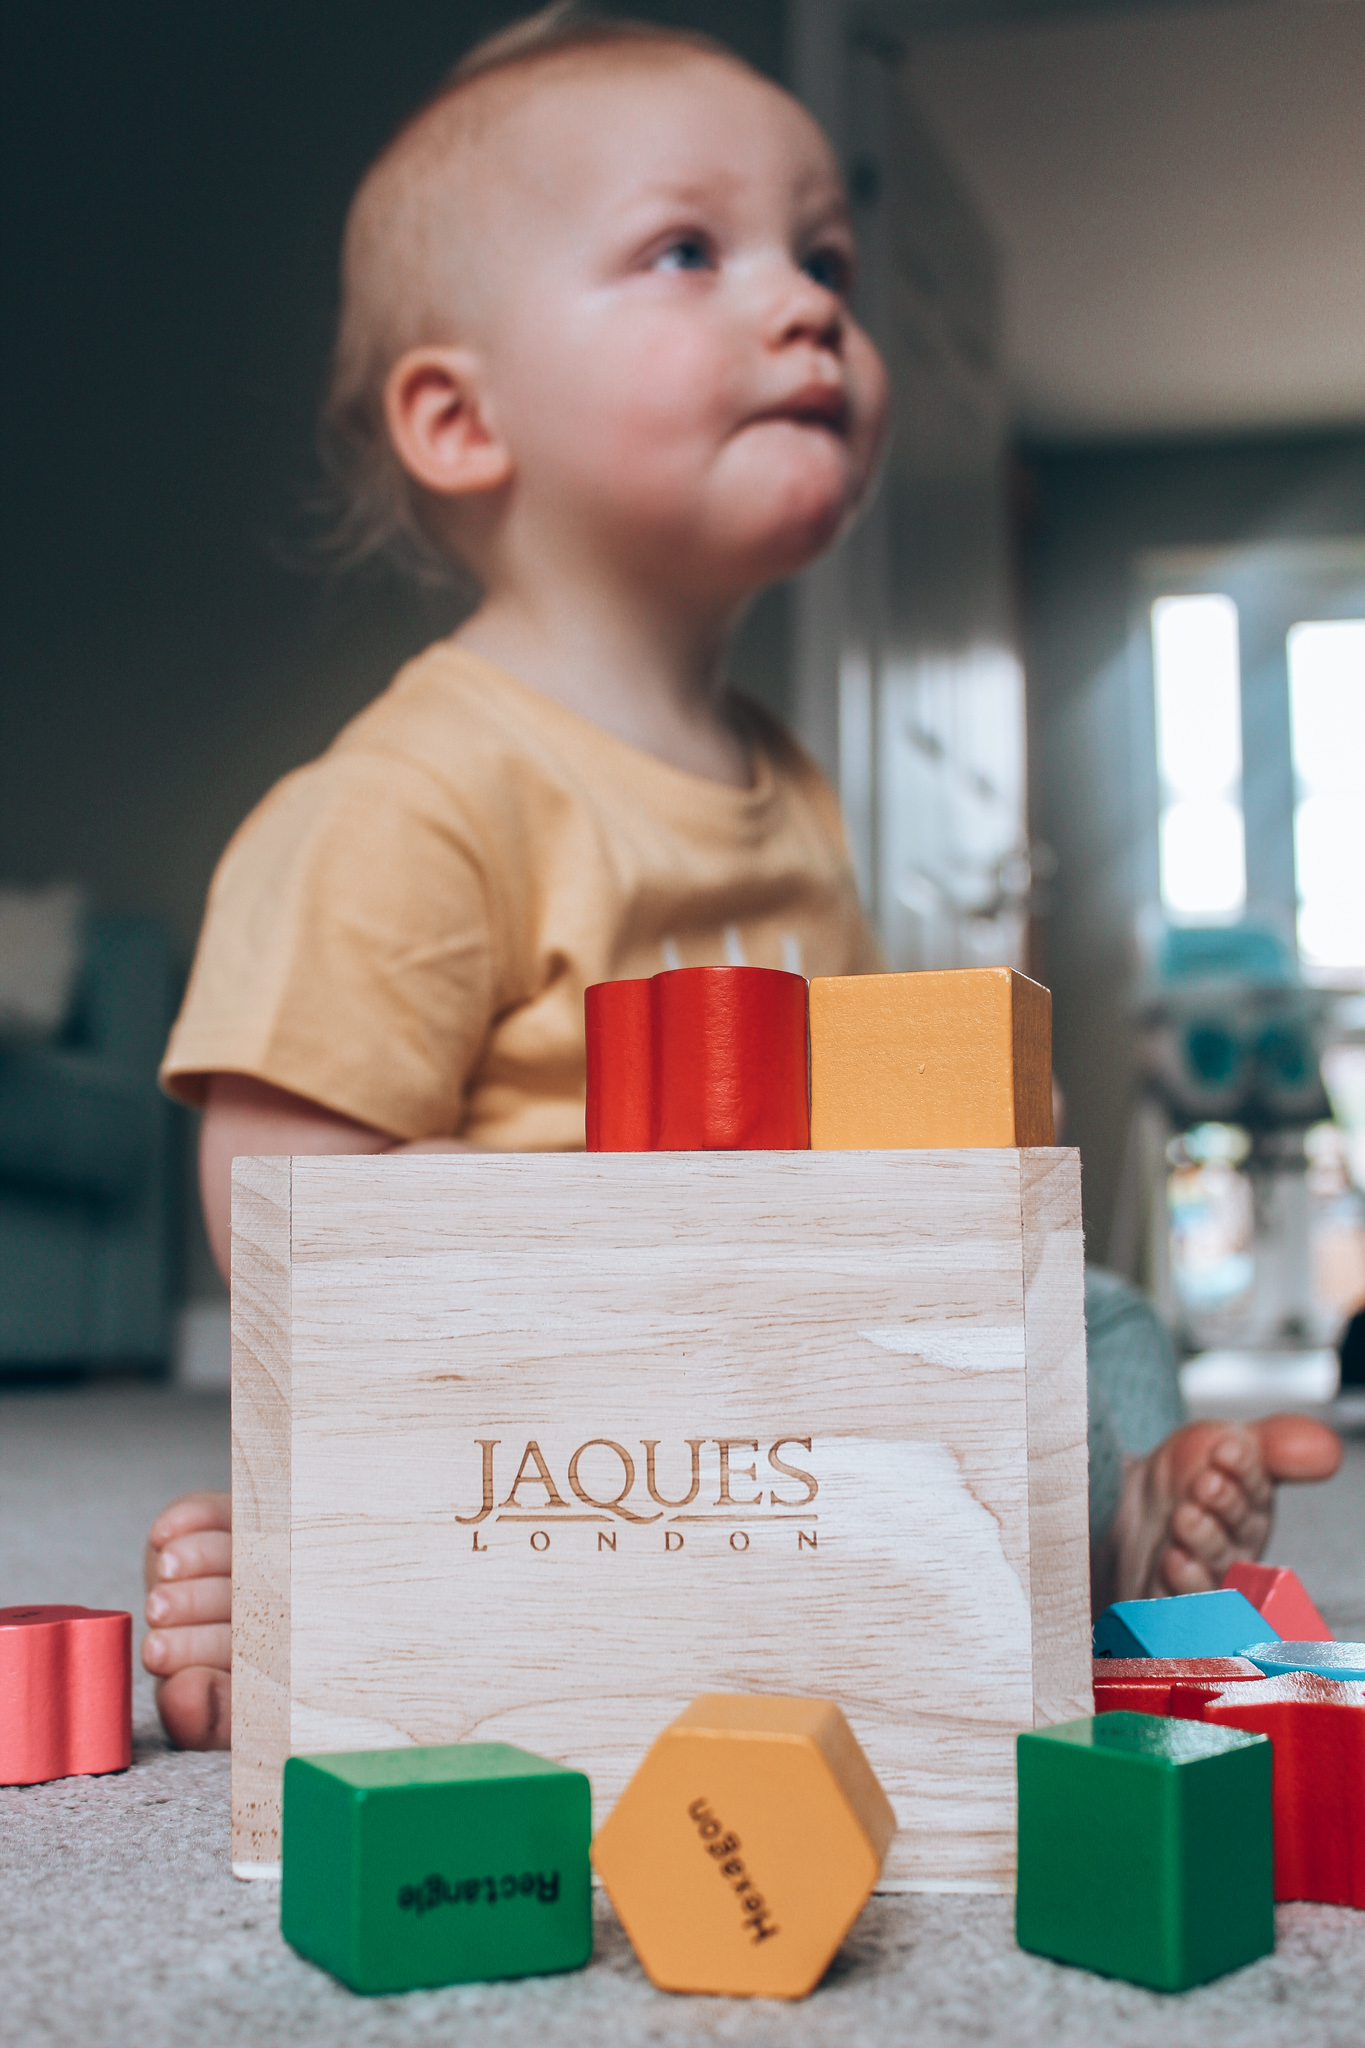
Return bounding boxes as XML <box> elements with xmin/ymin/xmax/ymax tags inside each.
<box><xmin>1110</xmin><ymin>918</ymin><xmax>1365</xmax><ymax>1373</ymax></box>
<box><xmin>0</xmin><ymin>905</ymin><xmax>183</xmax><ymax>1374</ymax></box>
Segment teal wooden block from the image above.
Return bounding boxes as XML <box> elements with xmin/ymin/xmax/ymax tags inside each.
<box><xmin>1016</xmin><ymin>1713</ymin><xmax>1274</xmax><ymax>1991</ymax></box>
<box><xmin>1093</xmin><ymin>1589</ymin><xmax>1278</xmax><ymax>1661</ymax></box>
<box><xmin>1245</xmin><ymin>1641</ymin><xmax>1365</xmax><ymax>1681</ymax></box>
<box><xmin>281</xmin><ymin>1742</ymin><xmax>592</xmax><ymax>1994</ymax></box>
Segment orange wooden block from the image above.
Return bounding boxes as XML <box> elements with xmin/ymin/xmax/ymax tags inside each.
<box><xmin>591</xmin><ymin>1693</ymin><xmax>895</xmax><ymax>1999</ymax></box>
<box><xmin>808</xmin><ymin>968</ymin><xmax>1053</xmax><ymax>1150</ymax></box>
<box><xmin>0</xmin><ymin>1604</ymin><xmax>132</xmax><ymax>1785</ymax></box>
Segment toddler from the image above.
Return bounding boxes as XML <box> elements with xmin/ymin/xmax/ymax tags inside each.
<box><xmin>143</xmin><ymin>6</ymin><xmax>1340</xmax><ymax>1750</ymax></box>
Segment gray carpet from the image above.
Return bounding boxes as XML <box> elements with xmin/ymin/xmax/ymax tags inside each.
<box><xmin>2</xmin><ymin>1383</ymin><xmax>1364</xmax><ymax>2048</ymax></box>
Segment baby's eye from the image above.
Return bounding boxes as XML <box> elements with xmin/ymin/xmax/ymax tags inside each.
<box><xmin>802</xmin><ymin>245</ymin><xmax>853</xmax><ymax>296</ymax></box>
<box><xmin>654</xmin><ymin>234</ymin><xmax>715</xmax><ymax>274</ymax></box>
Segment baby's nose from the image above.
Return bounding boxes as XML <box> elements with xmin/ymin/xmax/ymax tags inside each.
<box><xmin>776</xmin><ymin>280</ymin><xmax>844</xmax><ymax>351</ymax></box>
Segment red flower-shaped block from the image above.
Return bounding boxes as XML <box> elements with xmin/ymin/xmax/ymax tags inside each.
<box><xmin>0</xmin><ymin>1604</ymin><xmax>132</xmax><ymax>1785</ymax></box>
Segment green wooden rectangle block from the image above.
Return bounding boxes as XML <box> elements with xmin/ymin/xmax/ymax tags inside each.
<box><xmin>1016</xmin><ymin>1713</ymin><xmax>1273</xmax><ymax>1992</ymax></box>
<box><xmin>281</xmin><ymin>1741</ymin><xmax>592</xmax><ymax>1993</ymax></box>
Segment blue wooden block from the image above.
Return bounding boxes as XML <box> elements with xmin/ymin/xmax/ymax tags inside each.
<box><xmin>1244</xmin><ymin>1641</ymin><xmax>1365</xmax><ymax>1681</ymax></box>
<box><xmin>1094</xmin><ymin>1590</ymin><xmax>1280</xmax><ymax>1661</ymax></box>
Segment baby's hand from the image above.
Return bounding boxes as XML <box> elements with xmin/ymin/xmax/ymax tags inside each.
<box><xmin>142</xmin><ymin>1490</ymin><xmax>232</xmax><ymax>1749</ymax></box>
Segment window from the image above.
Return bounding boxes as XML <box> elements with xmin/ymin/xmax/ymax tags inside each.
<box><xmin>1151</xmin><ymin>594</ymin><xmax>1245</xmax><ymax>921</ymax></box>
<box><xmin>1145</xmin><ymin>556</ymin><xmax>1365</xmax><ymax>974</ymax></box>
<box><xmin>1289</xmin><ymin>620</ymin><xmax>1365</xmax><ymax>979</ymax></box>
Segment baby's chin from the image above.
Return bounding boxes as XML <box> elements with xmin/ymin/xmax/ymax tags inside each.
<box><xmin>707</xmin><ymin>467</ymin><xmax>861</xmax><ymax>586</ymax></box>
<box><xmin>592</xmin><ymin>431</ymin><xmax>871</xmax><ymax>594</ymax></box>
<box><xmin>722</xmin><ymin>425</ymin><xmax>866</xmax><ymax>557</ymax></box>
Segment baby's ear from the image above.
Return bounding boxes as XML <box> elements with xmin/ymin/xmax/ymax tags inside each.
<box><xmin>383</xmin><ymin>346</ymin><xmax>512</xmax><ymax>496</ymax></box>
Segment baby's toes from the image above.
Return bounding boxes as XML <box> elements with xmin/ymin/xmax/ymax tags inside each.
<box><xmin>1209</xmin><ymin>1432</ymin><xmax>1274</xmax><ymax>1513</ymax></box>
<box><xmin>1190</xmin><ymin>1464</ymin><xmax>1247</xmax><ymax>1521</ymax></box>
<box><xmin>142</xmin><ymin>1621</ymin><xmax>231</xmax><ymax>1679</ymax></box>
<box><xmin>145</xmin><ymin>1575</ymin><xmax>230</xmax><ymax>1629</ymax></box>
<box><xmin>155</xmin><ymin>1530</ymin><xmax>232</xmax><ymax>1583</ymax></box>
<box><xmin>1169</xmin><ymin>1497</ymin><xmax>1241</xmax><ymax>1577</ymax></box>
<box><xmin>1156</xmin><ymin>1542</ymin><xmax>1218</xmax><ymax>1596</ymax></box>
<box><xmin>155</xmin><ymin>1666</ymin><xmax>231</xmax><ymax>1751</ymax></box>
<box><xmin>1194</xmin><ymin>1473</ymin><xmax>1271</xmax><ymax>1558</ymax></box>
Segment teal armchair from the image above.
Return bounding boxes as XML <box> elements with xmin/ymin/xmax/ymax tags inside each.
<box><xmin>0</xmin><ymin>914</ymin><xmax>182</xmax><ymax>1371</ymax></box>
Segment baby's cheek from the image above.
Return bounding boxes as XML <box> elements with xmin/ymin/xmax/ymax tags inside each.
<box><xmin>616</xmin><ymin>339</ymin><xmax>736</xmax><ymax>451</ymax></box>
<box><xmin>846</xmin><ymin>329</ymin><xmax>891</xmax><ymax>474</ymax></box>
<box><xmin>555</xmin><ymin>364</ymin><xmax>735</xmax><ymax>518</ymax></box>
<box><xmin>578</xmin><ymin>302</ymin><xmax>736</xmax><ymax>423</ymax></box>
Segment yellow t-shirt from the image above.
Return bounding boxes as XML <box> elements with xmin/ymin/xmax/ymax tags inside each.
<box><xmin>161</xmin><ymin>643</ymin><xmax>877</xmax><ymax>1149</ymax></box>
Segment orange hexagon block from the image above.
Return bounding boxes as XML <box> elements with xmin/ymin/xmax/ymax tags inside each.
<box><xmin>591</xmin><ymin>1693</ymin><xmax>896</xmax><ymax>2000</ymax></box>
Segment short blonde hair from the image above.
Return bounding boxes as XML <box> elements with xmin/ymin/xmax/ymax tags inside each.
<box><xmin>318</xmin><ymin>4</ymin><xmax>744</xmax><ymax>584</ymax></box>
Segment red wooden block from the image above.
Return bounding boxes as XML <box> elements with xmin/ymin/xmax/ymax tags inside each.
<box><xmin>585</xmin><ymin>979</ymin><xmax>653</xmax><ymax>1151</ymax></box>
<box><xmin>585</xmin><ymin>967</ymin><xmax>809</xmax><ymax>1152</ymax></box>
<box><xmin>1092</xmin><ymin>1657</ymin><xmax>1263</xmax><ymax>1718</ymax></box>
<box><xmin>1220</xmin><ymin>1562</ymin><xmax>1333</xmax><ymax>1644</ymax></box>
<box><xmin>653</xmin><ymin>967</ymin><xmax>808</xmax><ymax>1150</ymax></box>
<box><xmin>1201</xmin><ymin>1672</ymin><xmax>1365</xmax><ymax>1906</ymax></box>
<box><xmin>0</xmin><ymin>1604</ymin><xmax>132</xmax><ymax>1785</ymax></box>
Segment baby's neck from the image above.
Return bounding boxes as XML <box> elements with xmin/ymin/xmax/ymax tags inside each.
<box><xmin>453</xmin><ymin>585</ymin><xmax>753</xmax><ymax>790</ymax></box>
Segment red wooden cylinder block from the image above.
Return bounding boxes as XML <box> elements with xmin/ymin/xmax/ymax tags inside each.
<box><xmin>585</xmin><ymin>979</ymin><xmax>653</xmax><ymax>1151</ymax></box>
<box><xmin>0</xmin><ymin>1604</ymin><xmax>132</xmax><ymax>1785</ymax></box>
<box><xmin>652</xmin><ymin>966</ymin><xmax>809</xmax><ymax>1149</ymax></box>
<box><xmin>585</xmin><ymin>966</ymin><xmax>809</xmax><ymax>1151</ymax></box>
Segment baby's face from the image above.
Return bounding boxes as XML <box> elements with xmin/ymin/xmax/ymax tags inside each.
<box><xmin>462</xmin><ymin>52</ymin><xmax>890</xmax><ymax>597</ymax></box>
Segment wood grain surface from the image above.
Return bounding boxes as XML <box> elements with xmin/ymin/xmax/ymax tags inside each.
<box><xmin>231</xmin><ymin>1150</ymin><xmax>1090</xmax><ymax>1888</ymax></box>
<box><xmin>1020</xmin><ymin>1149</ymin><xmax>1093</xmax><ymax>1727</ymax></box>
<box><xmin>229</xmin><ymin>1157</ymin><xmax>292</xmax><ymax>1874</ymax></box>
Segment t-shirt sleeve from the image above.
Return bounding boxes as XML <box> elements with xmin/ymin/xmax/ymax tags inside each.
<box><xmin>160</xmin><ymin>749</ymin><xmax>496</xmax><ymax>1139</ymax></box>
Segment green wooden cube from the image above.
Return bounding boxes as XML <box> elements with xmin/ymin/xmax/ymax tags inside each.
<box><xmin>1016</xmin><ymin>1712</ymin><xmax>1273</xmax><ymax>1991</ymax></box>
<box><xmin>281</xmin><ymin>1741</ymin><xmax>592</xmax><ymax>1993</ymax></box>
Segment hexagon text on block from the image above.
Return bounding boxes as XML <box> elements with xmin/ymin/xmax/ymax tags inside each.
<box><xmin>591</xmin><ymin>1693</ymin><xmax>896</xmax><ymax>2000</ymax></box>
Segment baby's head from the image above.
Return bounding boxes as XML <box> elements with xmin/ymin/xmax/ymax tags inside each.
<box><xmin>323</xmin><ymin>7</ymin><xmax>889</xmax><ymax>612</ymax></box>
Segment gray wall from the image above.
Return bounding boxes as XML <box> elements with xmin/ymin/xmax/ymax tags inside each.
<box><xmin>2</xmin><ymin>0</ymin><xmax>790</xmax><ymax>954</ymax></box>
<box><xmin>1020</xmin><ymin>428</ymin><xmax>1365</xmax><ymax>1256</ymax></box>
<box><xmin>2</xmin><ymin>1</ymin><xmax>789</xmax><ymax>1299</ymax></box>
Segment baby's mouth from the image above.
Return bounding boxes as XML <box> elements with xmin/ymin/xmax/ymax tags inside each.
<box><xmin>753</xmin><ymin>385</ymin><xmax>850</xmax><ymax>438</ymax></box>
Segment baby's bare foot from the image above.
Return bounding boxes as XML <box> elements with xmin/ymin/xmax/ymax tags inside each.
<box><xmin>142</xmin><ymin>1490</ymin><xmax>232</xmax><ymax>1749</ymax></box>
<box><xmin>1096</xmin><ymin>1414</ymin><xmax>1342</xmax><ymax>1612</ymax></box>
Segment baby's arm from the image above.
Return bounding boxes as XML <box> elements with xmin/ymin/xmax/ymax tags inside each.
<box><xmin>145</xmin><ymin>1074</ymin><xmax>468</xmax><ymax>1748</ymax></box>
<box><xmin>196</xmin><ymin>1073</ymin><xmax>404</xmax><ymax>1281</ymax></box>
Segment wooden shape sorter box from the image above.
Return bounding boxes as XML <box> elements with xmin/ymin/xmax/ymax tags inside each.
<box><xmin>230</xmin><ymin>1147</ymin><xmax>1090</xmax><ymax>1888</ymax></box>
